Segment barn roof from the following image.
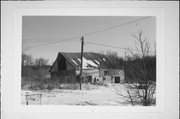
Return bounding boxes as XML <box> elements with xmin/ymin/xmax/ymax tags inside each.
<box><xmin>49</xmin><ymin>52</ymin><xmax>123</xmax><ymax>72</ymax></box>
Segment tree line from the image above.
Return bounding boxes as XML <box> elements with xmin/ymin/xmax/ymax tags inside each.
<box><xmin>22</xmin><ymin>54</ymin><xmax>50</xmax><ymax>80</ymax></box>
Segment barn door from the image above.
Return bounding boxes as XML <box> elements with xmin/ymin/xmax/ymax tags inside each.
<box><xmin>115</xmin><ymin>76</ymin><xmax>120</xmax><ymax>83</ymax></box>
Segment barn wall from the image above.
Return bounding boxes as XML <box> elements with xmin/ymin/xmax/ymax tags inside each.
<box><xmin>84</xmin><ymin>69</ymin><xmax>99</xmax><ymax>83</ymax></box>
<box><xmin>75</xmin><ymin>69</ymin><xmax>100</xmax><ymax>83</ymax></box>
<box><xmin>50</xmin><ymin>54</ymin><xmax>77</xmax><ymax>83</ymax></box>
<box><xmin>50</xmin><ymin>70</ymin><xmax>77</xmax><ymax>83</ymax></box>
<box><xmin>50</xmin><ymin>60</ymin><xmax>58</xmax><ymax>72</ymax></box>
<box><xmin>50</xmin><ymin>68</ymin><xmax>125</xmax><ymax>83</ymax></box>
<box><xmin>58</xmin><ymin>55</ymin><xmax>66</xmax><ymax>71</ymax></box>
<box><xmin>50</xmin><ymin>54</ymin><xmax>67</xmax><ymax>72</ymax></box>
<box><xmin>66</xmin><ymin>60</ymin><xmax>75</xmax><ymax>70</ymax></box>
<box><xmin>99</xmin><ymin>68</ymin><xmax>125</xmax><ymax>83</ymax></box>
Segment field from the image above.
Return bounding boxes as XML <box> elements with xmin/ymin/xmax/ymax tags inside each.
<box><xmin>21</xmin><ymin>83</ymin><xmax>132</xmax><ymax>106</ymax></box>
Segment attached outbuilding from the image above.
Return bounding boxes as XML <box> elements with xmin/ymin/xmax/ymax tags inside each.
<box><xmin>49</xmin><ymin>52</ymin><xmax>125</xmax><ymax>84</ymax></box>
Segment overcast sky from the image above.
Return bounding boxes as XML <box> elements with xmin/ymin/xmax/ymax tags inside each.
<box><xmin>22</xmin><ymin>16</ymin><xmax>156</xmax><ymax>64</ymax></box>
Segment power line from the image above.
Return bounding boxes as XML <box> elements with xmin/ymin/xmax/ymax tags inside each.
<box><xmin>22</xmin><ymin>36</ymin><xmax>80</xmax><ymax>52</ymax></box>
<box><xmin>86</xmin><ymin>41</ymin><xmax>154</xmax><ymax>53</ymax></box>
<box><xmin>22</xmin><ymin>16</ymin><xmax>151</xmax><ymax>52</ymax></box>
<box><xmin>86</xmin><ymin>41</ymin><xmax>134</xmax><ymax>50</ymax></box>
<box><xmin>84</xmin><ymin>16</ymin><xmax>151</xmax><ymax>37</ymax></box>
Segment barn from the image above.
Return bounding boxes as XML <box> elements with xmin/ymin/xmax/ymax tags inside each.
<box><xmin>49</xmin><ymin>52</ymin><xmax>125</xmax><ymax>84</ymax></box>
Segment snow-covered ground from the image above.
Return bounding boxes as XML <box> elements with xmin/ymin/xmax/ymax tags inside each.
<box><xmin>21</xmin><ymin>84</ymin><xmax>133</xmax><ymax>106</ymax></box>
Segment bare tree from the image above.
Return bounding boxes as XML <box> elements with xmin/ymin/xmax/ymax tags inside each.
<box><xmin>116</xmin><ymin>30</ymin><xmax>156</xmax><ymax>106</ymax></box>
<box><xmin>99</xmin><ymin>50</ymin><xmax>124</xmax><ymax>68</ymax></box>
<box><xmin>106</xmin><ymin>50</ymin><xmax>118</xmax><ymax>58</ymax></box>
<box><xmin>35</xmin><ymin>57</ymin><xmax>49</xmax><ymax>66</ymax></box>
<box><xmin>22</xmin><ymin>54</ymin><xmax>50</xmax><ymax>80</ymax></box>
<box><xmin>22</xmin><ymin>53</ymin><xmax>34</xmax><ymax>66</ymax></box>
<box><xmin>22</xmin><ymin>54</ymin><xmax>35</xmax><ymax>78</ymax></box>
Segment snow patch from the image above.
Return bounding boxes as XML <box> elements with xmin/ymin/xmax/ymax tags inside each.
<box><xmin>83</xmin><ymin>57</ymin><xmax>98</xmax><ymax>69</ymax></box>
<box><xmin>77</xmin><ymin>58</ymin><xmax>81</xmax><ymax>62</ymax></box>
<box><xmin>71</xmin><ymin>59</ymin><xmax>78</xmax><ymax>65</ymax></box>
<box><xmin>94</xmin><ymin>60</ymin><xmax>100</xmax><ymax>65</ymax></box>
<box><xmin>76</xmin><ymin>57</ymin><xmax>98</xmax><ymax>69</ymax></box>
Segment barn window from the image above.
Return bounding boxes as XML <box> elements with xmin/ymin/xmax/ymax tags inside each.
<box><xmin>104</xmin><ymin>71</ymin><xmax>108</xmax><ymax>76</ymax></box>
<box><xmin>115</xmin><ymin>76</ymin><xmax>121</xmax><ymax>83</ymax></box>
<box><xmin>88</xmin><ymin>76</ymin><xmax>92</xmax><ymax>82</ymax></box>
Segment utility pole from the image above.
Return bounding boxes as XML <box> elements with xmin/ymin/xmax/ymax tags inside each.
<box><xmin>80</xmin><ymin>36</ymin><xmax>84</xmax><ymax>90</ymax></box>
<box><xmin>124</xmin><ymin>51</ymin><xmax>127</xmax><ymax>82</ymax></box>
<box><xmin>125</xmin><ymin>51</ymin><xmax>127</xmax><ymax>60</ymax></box>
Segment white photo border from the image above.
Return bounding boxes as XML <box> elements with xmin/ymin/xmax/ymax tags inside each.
<box><xmin>1</xmin><ymin>1</ymin><xmax>179</xmax><ymax>119</ymax></box>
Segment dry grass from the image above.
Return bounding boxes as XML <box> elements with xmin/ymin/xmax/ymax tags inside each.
<box><xmin>22</xmin><ymin>77</ymin><xmax>100</xmax><ymax>90</ymax></box>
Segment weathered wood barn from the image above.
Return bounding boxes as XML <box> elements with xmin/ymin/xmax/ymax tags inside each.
<box><xmin>49</xmin><ymin>52</ymin><xmax>125</xmax><ymax>84</ymax></box>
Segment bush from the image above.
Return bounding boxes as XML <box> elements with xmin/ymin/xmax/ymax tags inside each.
<box><xmin>21</xmin><ymin>77</ymin><xmax>61</xmax><ymax>90</ymax></box>
<box><xmin>22</xmin><ymin>77</ymin><xmax>101</xmax><ymax>90</ymax></box>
